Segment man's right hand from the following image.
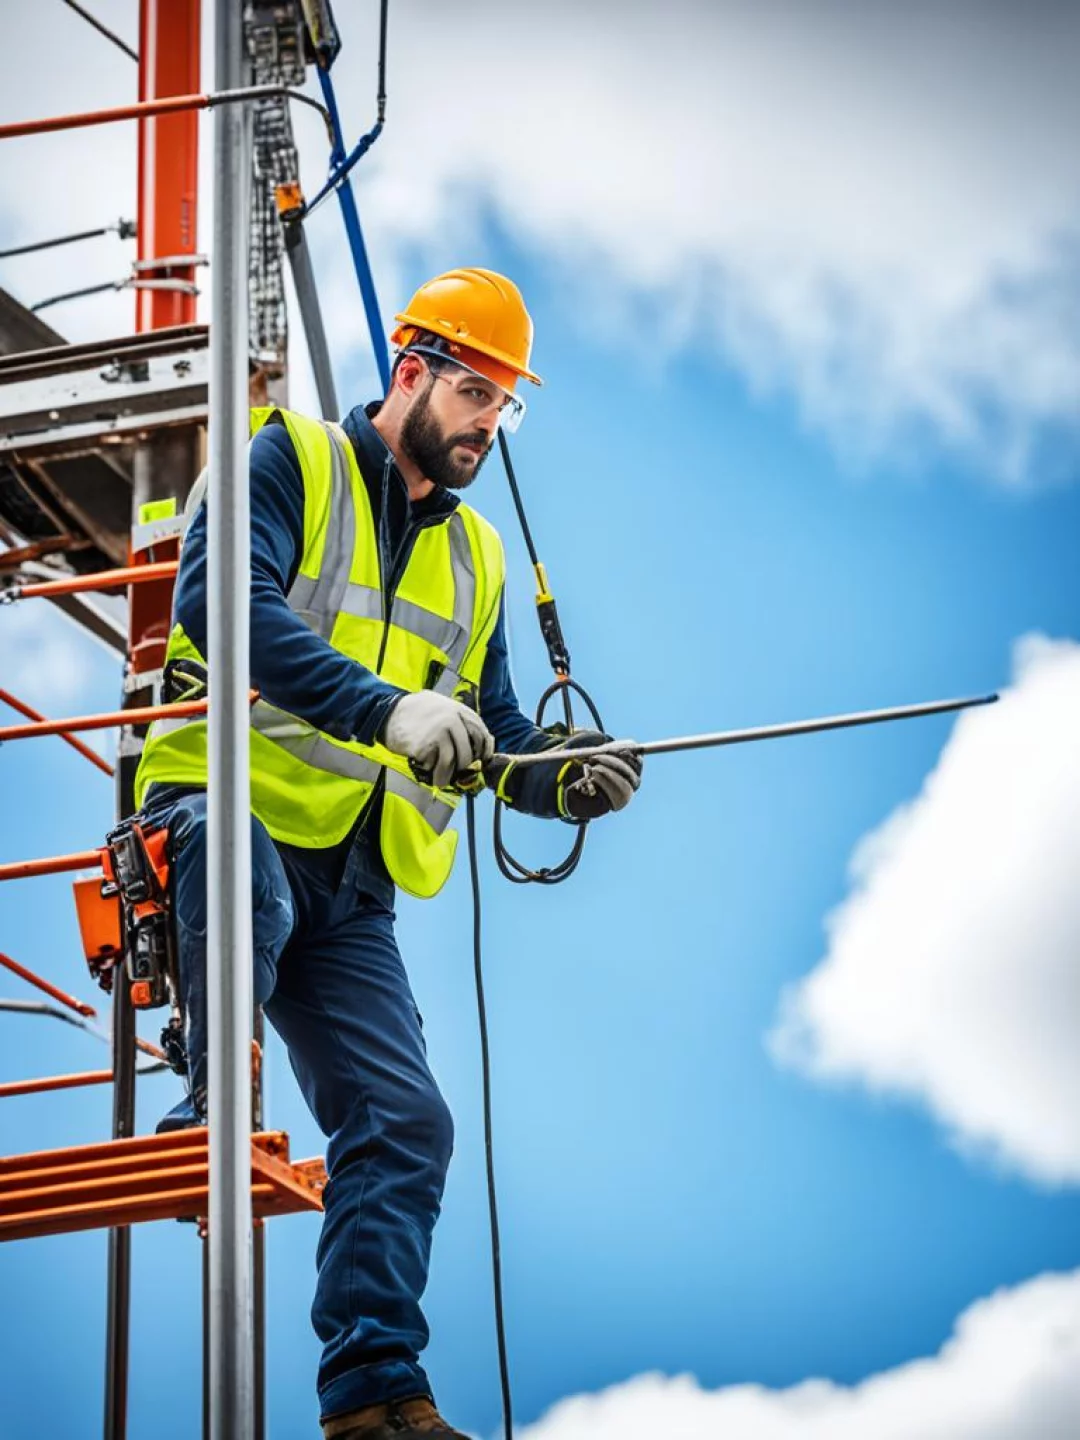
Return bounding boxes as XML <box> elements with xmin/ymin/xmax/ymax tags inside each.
<box><xmin>382</xmin><ymin>691</ymin><xmax>495</xmax><ymax>788</ymax></box>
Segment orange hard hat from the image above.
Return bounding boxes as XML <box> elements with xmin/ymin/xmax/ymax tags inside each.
<box><xmin>391</xmin><ymin>268</ymin><xmax>543</xmax><ymax>392</ymax></box>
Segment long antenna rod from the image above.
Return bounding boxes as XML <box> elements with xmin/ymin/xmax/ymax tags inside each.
<box><xmin>500</xmin><ymin>693</ymin><xmax>999</xmax><ymax>768</ymax></box>
<box><xmin>207</xmin><ymin>2</ymin><xmax>254</xmax><ymax>1437</ymax></box>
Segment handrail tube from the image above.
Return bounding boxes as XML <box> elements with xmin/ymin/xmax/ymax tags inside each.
<box><xmin>0</xmin><ymin>84</ymin><xmax>329</xmax><ymax>144</ymax></box>
<box><xmin>0</xmin><ymin>688</ymin><xmax>115</xmax><ymax>777</ymax></box>
<box><xmin>6</xmin><ymin>560</ymin><xmax>178</xmax><ymax>600</ymax></box>
<box><xmin>0</xmin><ymin>696</ymin><xmax>211</xmax><ymax>743</ymax></box>
<box><xmin>0</xmin><ymin>851</ymin><xmax>102</xmax><ymax>883</ymax></box>
<box><xmin>0</xmin><ymin>950</ymin><xmax>97</xmax><ymax>1017</ymax></box>
<box><xmin>0</xmin><ymin>1070</ymin><xmax>114</xmax><ymax>1099</ymax></box>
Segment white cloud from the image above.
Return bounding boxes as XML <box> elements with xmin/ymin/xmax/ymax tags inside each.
<box><xmin>518</xmin><ymin>1268</ymin><xmax>1080</xmax><ymax>1440</ymax></box>
<box><xmin>769</xmin><ymin>634</ymin><xmax>1080</xmax><ymax>1187</ymax></box>
<box><xmin>2</xmin><ymin>3</ymin><xmax>1078</xmax><ymax>478</ymax></box>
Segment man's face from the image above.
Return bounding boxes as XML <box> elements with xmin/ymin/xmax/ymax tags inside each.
<box><xmin>398</xmin><ymin>359</ymin><xmax>503</xmax><ymax>490</ymax></box>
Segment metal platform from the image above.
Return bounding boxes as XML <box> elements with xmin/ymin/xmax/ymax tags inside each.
<box><xmin>0</xmin><ymin>1129</ymin><xmax>326</xmax><ymax>1242</ymax></box>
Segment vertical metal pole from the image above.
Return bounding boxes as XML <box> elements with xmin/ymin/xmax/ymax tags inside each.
<box><xmin>208</xmin><ymin>2</ymin><xmax>253</xmax><ymax>1438</ymax></box>
<box><xmin>102</xmin><ymin>979</ymin><xmax>135</xmax><ymax>1440</ymax></box>
<box><xmin>253</xmin><ymin>1011</ymin><xmax>266</xmax><ymax>1440</ymax></box>
<box><xmin>283</xmin><ymin>219</ymin><xmax>339</xmax><ymax>420</ymax></box>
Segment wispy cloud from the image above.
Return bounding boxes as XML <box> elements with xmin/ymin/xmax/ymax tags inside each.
<box><xmin>519</xmin><ymin>1269</ymin><xmax>1080</xmax><ymax>1439</ymax></box>
<box><xmin>769</xmin><ymin>634</ymin><xmax>1080</xmax><ymax>1187</ymax></box>
<box><xmin>2</xmin><ymin>3</ymin><xmax>1078</xmax><ymax>481</ymax></box>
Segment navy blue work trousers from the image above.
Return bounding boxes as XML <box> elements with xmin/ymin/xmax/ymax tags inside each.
<box><xmin>151</xmin><ymin>791</ymin><xmax>452</xmax><ymax>1419</ymax></box>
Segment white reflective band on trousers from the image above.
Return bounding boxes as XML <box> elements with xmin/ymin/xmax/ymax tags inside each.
<box><xmin>284</xmin><ymin>425</ymin><xmax>478</xmax><ymax>696</ymax></box>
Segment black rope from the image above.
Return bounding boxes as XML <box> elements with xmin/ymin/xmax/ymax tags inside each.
<box><xmin>60</xmin><ymin>0</ymin><xmax>138</xmax><ymax>63</ymax></box>
<box><xmin>497</xmin><ymin>430</ymin><xmax>541</xmax><ymax>569</ymax></box>
<box><xmin>493</xmin><ymin>432</ymin><xmax>605</xmax><ymax>885</ymax></box>
<box><xmin>467</xmin><ymin>796</ymin><xmax>514</xmax><ymax>1440</ymax></box>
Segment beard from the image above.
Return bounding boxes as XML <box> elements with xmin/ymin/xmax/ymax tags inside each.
<box><xmin>399</xmin><ymin>379</ymin><xmax>492</xmax><ymax>490</ymax></box>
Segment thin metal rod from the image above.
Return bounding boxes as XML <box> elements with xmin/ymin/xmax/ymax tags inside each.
<box><xmin>0</xmin><ymin>949</ymin><xmax>97</xmax><ymax>1016</ymax></box>
<box><xmin>61</xmin><ymin>0</ymin><xmax>139</xmax><ymax>63</ymax></box>
<box><xmin>0</xmin><ymin>695</ymin><xmax>212</xmax><ymax>742</ymax></box>
<box><xmin>5</xmin><ymin>559</ymin><xmax>177</xmax><ymax>600</ymax></box>
<box><xmin>0</xmin><ymin>222</ymin><xmax>134</xmax><ymax>260</ymax></box>
<box><xmin>501</xmin><ymin>693</ymin><xmax>1000</xmax><ymax>768</ymax></box>
<box><xmin>0</xmin><ymin>850</ymin><xmax>101</xmax><ymax>883</ymax></box>
<box><xmin>0</xmin><ymin>688</ymin><xmax>115</xmax><ymax>776</ymax></box>
<box><xmin>207</xmin><ymin>0</ymin><xmax>254</xmax><ymax>1434</ymax></box>
<box><xmin>0</xmin><ymin>84</ymin><xmax>328</xmax><ymax>144</ymax></box>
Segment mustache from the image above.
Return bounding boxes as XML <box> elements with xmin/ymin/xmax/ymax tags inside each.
<box><xmin>449</xmin><ymin>431</ymin><xmax>491</xmax><ymax>452</ymax></box>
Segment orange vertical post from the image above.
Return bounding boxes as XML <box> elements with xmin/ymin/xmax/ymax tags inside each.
<box><xmin>136</xmin><ymin>0</ymin><xmax>201</xmax><ymax>331</ymax></box>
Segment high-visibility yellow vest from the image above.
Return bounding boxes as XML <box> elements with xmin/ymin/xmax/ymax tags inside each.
<box><xmin>134</xmin><ymin>407</ymin><xmax>506</xmax><ymax>899</ymax></box>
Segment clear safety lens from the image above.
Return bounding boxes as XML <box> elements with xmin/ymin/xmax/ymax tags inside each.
<box><xmin>405</xmin><ymin>345</ymin><xmax>526</xmax><ymax>432</ymax></box>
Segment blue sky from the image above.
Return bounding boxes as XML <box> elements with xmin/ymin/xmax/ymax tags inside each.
<box><xmin>2</xmin><ymin>4</ymin><xmax>1079</xmax><ymax>1439</ymax></box>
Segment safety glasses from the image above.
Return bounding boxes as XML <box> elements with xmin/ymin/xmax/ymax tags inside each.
<box><xmin>405</xmin><ymin>345</ymin><xmax>527</xmax><ymax>433</ymax></box>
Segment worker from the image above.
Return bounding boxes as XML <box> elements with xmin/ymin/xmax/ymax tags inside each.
<box><xmin>133</xmin><ymin>268</ymin><xmax>642</xmax><ymax>1439</ymax></box>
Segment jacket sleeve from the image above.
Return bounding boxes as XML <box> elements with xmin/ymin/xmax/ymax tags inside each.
<box><xmin>478</xmin><ymin>595</ymin><xmax>596</xmax><ymax>820</ymax></box>
<box><xmin>173</xmin><ymin>423</ymin><xmax>405</xmax><ymax>745</ymax></box>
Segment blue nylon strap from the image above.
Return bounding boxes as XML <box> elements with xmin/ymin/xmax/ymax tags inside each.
<box><xmin>313</xmin><ymin>67</ymin><xmax>391</xmax><ymax>394</ymax></box>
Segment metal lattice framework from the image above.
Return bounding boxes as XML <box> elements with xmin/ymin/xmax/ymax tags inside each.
<box><xmin>246</xmin><ymin>3</ymin><xmax>306</xmax><ymax>375</ymax></box>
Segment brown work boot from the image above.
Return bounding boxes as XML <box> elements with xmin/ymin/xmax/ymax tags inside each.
<box><xmin>322</xmin><ymin>1396</ymin><xmax>470</xmax><ymax>1439</ymax></box>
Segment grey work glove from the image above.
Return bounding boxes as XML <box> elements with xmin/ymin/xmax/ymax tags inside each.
<box><xmin>560</xmin><ymin>745</ymin><xmax>643</xmax><ymax>821</ymax></box>
<box><xmin>382</xmin><ymin>690</ymin><xmax>494</xmax><ymax>789</ymax></box>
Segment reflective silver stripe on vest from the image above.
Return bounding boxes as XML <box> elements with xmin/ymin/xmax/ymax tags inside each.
<box><xmin>250</xmin><ymin>702</ymin><xmax>381</xmax><ymax>783</ymax></box>
<box><xmin>338</xmin><ymin>510</ymin><xmax>477</xmax><ymax>669</ymax></box>
<box><xmin>250</xmin><ymin>702</ymin><xmax>455</xmax><ymax>831</ymax></box>
<box><xmin>149</xmin><ymin>716</ymin><xmax>195</xmax><ymax>737</ymax></box>
<box><xmin>286</xmin><ymin>424</ymin><xmax>356</xmax><ymax>640</ymax></box>
<box><xmin>284</xmin><ymin>429</ymin><xmax>478</xmax><ymax>678</ymax></box>
<box><xmin>385</xmin><ymin>768</ymin><xmax>456</xmax><ymax>833</ymax></box>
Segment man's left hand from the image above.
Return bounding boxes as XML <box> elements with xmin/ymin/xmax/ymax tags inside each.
<box><xmin>560</xmin><ymin>747</ymin><xmax>643</xmax><ymax>821</ymax></box>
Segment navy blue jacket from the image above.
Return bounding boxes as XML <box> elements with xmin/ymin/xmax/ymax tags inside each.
<box><xmin>171</xmin><ymin>403</ymin><xmax>566</xmax><ymax>829</ymax></box>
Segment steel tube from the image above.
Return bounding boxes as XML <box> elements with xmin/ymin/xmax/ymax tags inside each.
<box><xmin>500</xmin><ymin>693</ymin><xmax>1000</xmax><ymax>768</ymax></box>
<box><xmin>206</xmin><ymin>2</ymin><xmax>254</xmax><ymax>1436</ymax></box>
<box><xmin>0</xmin><ymin>696</ymin><xmax>211</xmax><ymax>742</ymax></box>
<box><xmin>0</xmin><ymin>850</ymin><xmax>101</xmax><ymax>883</ymax></box>
<box><xmin>0</xmin><ymin>1069</ymin><xmax>114</xmax><ymax>1099</ymax></box>
<box><xmin>0</xmin><ymin>950</ymin><xmax>97</xmax><ymax>1016</ymax></box>
<box><xmin>0</xmin><ymin>688</ymin><xmax>115</xmax><ymax>776</ymax></box>
<box><xmin>7</xmin><ymin>560</ymin><xmax>178</xmax><ymax>599</ymax></box>
<box><xmin>0</xmin><ymin>85</ymin><xmax>327</xmax><ymax>144</ymax></box>
<box><xmin>283</xmin><ymin>219</ymin><xmax>339</xmax><ymax>420</ymax></box>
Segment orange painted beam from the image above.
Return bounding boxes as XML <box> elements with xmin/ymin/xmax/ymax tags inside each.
<box><xmin>0</xmin><ymin>850</ymin><xmax>102</xmax><ymax>883</ymax></box>
<box><xmin>0</xmin><ymin>1131</ymin><xmax>326</xmax><ymax>1242</ymax></box>
<box><xmin>0</xmin><ymin>696</ymin><xmax>210</xmax><ymax>744</ymax></box>
<box><xmin>0</xmin><ymin>688</ymin><xmax>114</xmax><ymax>777</ymax></box>
<box><xmin>137</xmin><ymin>0</ymin><xmax>200</xmax><ymax>330</ymax></box>
<box><xmin>0</xmin><ymin>950</ymin><xmax>97</xmax><ymax>1017</ymax></box>
<box><xmin>0</xmin><ymin>1069</ymin><xmax>113</xmax><ymax>1099</ymax></box>
<box><xmin>8</xmin><ymin>560</ymin><xmax>178</xmax><ymax>600</ymax></box>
